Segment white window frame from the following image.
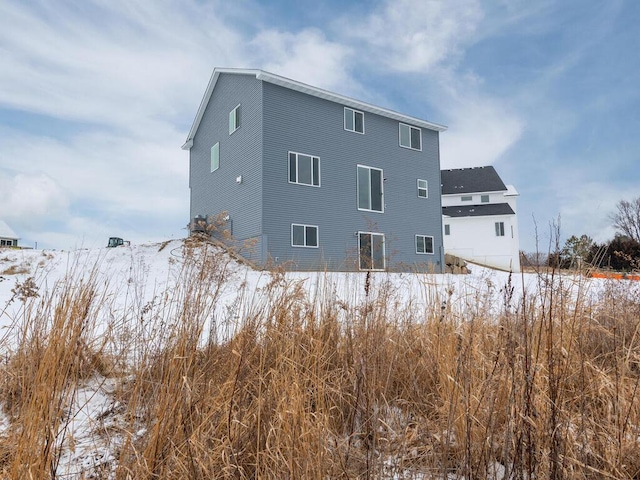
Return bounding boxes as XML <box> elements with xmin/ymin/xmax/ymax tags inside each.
<box><xmin>229</xmin><ymin>104</ymin><xmax>240</xmax><ymax>134</ymax></box>
<box><xmin>291</xmin><ymin>223</ymin><xmax>319</xmax><ymax>248</ymax></box>
<box><xmin>399</xmin><ymin>123</ymin><xmax>422</xmax><ymax>151</ymax></box>
<box><xmin>357</xmin><ymin>165</ymin><xmax>384</xmax><ymax>213</ymax></box>
<box><xmin>495</xmin><ymin>222</ymin><xmax>505</xmax><ymax>237</ymax></box>
<box><xmin>210</xmin><ymin>142</ymin><xmax>220</xmax><ymax>172</ymax></box>
<box><xmin>288</xmin><ymin>151</ymin><xmax>320</xmax><ymax>187</ymax></box>
<box><xmin>416</xmin><ymin>235</ymin><xmax>434</xmax><ymax>255</ymax></box>
<box><xmin>358</xmin><ymin>232</ymin><xmax>385</xmax><ymax>271</ymax></box>
<box><xmin>461</xmin><ymin>195</ymin><xmax>473</xmax><ymax>202</ymax></box>
<box><xmin>417</xmin><ymin>179</ymin><xmax>428</xmax><ymax>198</ymax></box>
<box><xmin>344</xmin><ymin>107</ymin><xmax>365</xmax><ymax>134</ymax></box>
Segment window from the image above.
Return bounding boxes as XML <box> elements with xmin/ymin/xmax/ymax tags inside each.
<box><xmin>481</xmin><ymin>195</ymin><xmax>490</xmax><ymax>203</ymax></box>
<box><xmin>416</xmin><ymin>235</ymin><xmax>434</xmax><ymax>254</ymax></box>
<box><xmin>292</xmin><ymin>224</ymin><xmax>318</xmax><ymax>248</ymax></box>
<box><xmin>229</xmin><ymin>104</ymin><xmax>240</xmax><ymax>134</ymax></box>
<box><xmin>210</xmin><ymin>142</ymin><xmax>219</xmax><ymax>172</ymax></box>
<box><xmin>344</xmin><ymin>107</ymin><xmax>364</xmax><ymax>134</ymax></box>
<box><xmin>289</xmin><ymin>152</ymin><xmax>320</xmax><ymax>187</ymax></box>
<box><xmin>461</xmin><ymin>195</ymin><xmax>473</xmax><ymax>202</ymax></box>
<box><xmin>357</xmin><ymin>165</ymin><xmax>383</xmax><ymax>212</ymax></box>
<box><xmin>359</xmin><ymin>232</ymin><xmax>385</xmax><ymax>270</ymax></box>
<box><xmin>399</xmin><ymin>123</ymin><xmax>422</xmax><ymax>150</ymax></box>
<box><xmin>444</xmin><ymin>224</ymin><xmax>450</xmax><ymax>236</ymax></box>
<box><xmin>495</xmin><ymin>222</ymin><xmax>505</xmax><ymax>237</ymax></box>
<box><xmin>417</xmin><ymin>179</ymin><xmax>428</xmax><ymax>198</ymax></box>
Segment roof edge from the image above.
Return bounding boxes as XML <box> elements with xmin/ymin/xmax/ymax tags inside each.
<box><xmin>182</xmin><ymin>67</ymin><xmax>447</xmax><ymax>150</ymax></box>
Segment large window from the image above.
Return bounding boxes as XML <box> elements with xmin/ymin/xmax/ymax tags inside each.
<box><xmin>417</xmin><ymin>179</ymin><xmax>428</xmax><ymax>198</ymax></box>
<box><xmin>357</xmin><ymin>165</ymin><xmax>383</xmax><ymax>212</ymax></box>
<box><xmin>416</xmin><ymin>235</ymin><xmax>434</xmax><ymax>254</ymax></box>
<box><xmin>344</xmin><ymin>107</ymin><xmax>364</xmax><ymax>134</ymax></box>
<box><xmin>211</xmin><ymin>142</ymin><xmax>219</xmax><ymax>172</ymax></box>
<box><xmin>292</xmin><ymin>224</ymin><xmax>318</xmax><ymax>248</ymax></box>
<box><xmin>229</xmin><ymin>104</ymin><xmax>240</xmax><ymax>134</ymax></box>
<box><xmin>359</xmin><ymin>232</ymin><xmax>385</xmax><ymax>270</ymax></box>
<box><xmin>495</xmin><ymin>222</ymin><xmax>505</xmax><ymax>237</ymax></box>
<box><xmin>399</xmin><ymin>123</ymin><xmax>422</xmax><ymax>150</ymax></box>
<box><xmin>289</xmin><ymin>152</ymin><xmax>320</xmax><ymax>187</ymax></box>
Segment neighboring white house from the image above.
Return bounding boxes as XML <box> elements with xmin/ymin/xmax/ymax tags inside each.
<box><xmin>441</xmin><ymin>166</ymin><xmax>520</xmax><ymax>272</ymax></box>
<box><xmin>0</xmin><ymin>220</ymin><xmax>19</xmax><ymax>247</ymax></box>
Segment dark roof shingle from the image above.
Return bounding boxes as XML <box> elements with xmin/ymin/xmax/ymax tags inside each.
<box><xmin>441</xmin><ymin>166</ymin><xmax>507</xmax><ymax>195</ymax></box>
<box><xmin>442</xmin><ymin>203</ymin><xmax>515</xmax><ymax>218</ymax></box>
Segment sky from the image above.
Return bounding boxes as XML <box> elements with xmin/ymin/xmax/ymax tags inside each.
<box><xmin>0</xmin><ymin>0</ymin><xmax>638</xmax><ymax>253</ymax></box>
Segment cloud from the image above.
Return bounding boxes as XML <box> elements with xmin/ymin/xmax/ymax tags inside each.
<box><xmin>250</xmin><ymin>28</ymin><xmax>353</xmax><ymax>92</ymax></box>
<box><xmin>343</xmin><ymin>0</ymin><xmax>483</xmax><ymax>73</ymax></box>
<box><xmin>0</xmin><ymin>173</ymin><xmax>69</xmax><ymax>221</ymax></box>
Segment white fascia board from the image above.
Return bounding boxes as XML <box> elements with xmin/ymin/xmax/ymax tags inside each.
<box><xmin>504</xmin><ymin>185</ymin><xmax>519</xmax><ymax>196</ymax></box>
<box><xmin>441</xmin><ymin>189</ymin><xmax>507</xmax><ymax>197</ymax></box>
<box><xmin>182</xmin><ymin>68</ymin><xmax>447</xmax><ymax>150</ymax></box>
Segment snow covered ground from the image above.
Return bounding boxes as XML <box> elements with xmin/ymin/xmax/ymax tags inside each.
<box><xmin>0</xmin><ymin>240</ymin><xmax>626</xmax><ymax>478</ymax></box>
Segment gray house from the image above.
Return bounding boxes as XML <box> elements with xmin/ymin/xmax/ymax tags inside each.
<box><xmin>183</xmin><ymin>68</ymin><xmax>447</xmax><ymax>272</ymax></box>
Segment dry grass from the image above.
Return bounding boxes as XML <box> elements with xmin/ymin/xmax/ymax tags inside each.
<box><xmin>1</xmin><ymin>241</ymin><xmax>640</xmax><ymax>479</ymax></box>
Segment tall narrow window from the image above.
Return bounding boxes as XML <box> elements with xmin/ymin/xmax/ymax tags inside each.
<box><xmin>359</xmin><ymin>232</ymin><xmax>385</xmax><ymax>270</ymax></box>
<box><xmin>229</xmin><ymin>104</ymin><xmax>240</xmax><ymax>134</ymax></box>
<box><xmin>399</xmin><ymin>123</ymin><xmax>422</xmax><ymax>150</ymax></box>
<box><xmin>417</xmin><ymin>179</ymin><xmax>428</xmax><ymax>198</ymax></box>
<box><xmin>416</xmin><ymin>235</ymin><xmax>434</xmax><ymax>254</ymax></box>
<box><xmin>495</xmin><ymin>222</ymin><xmax>505</xmax><ymax>237</ymax></box>
<box><xmin>292</xmin><ymin>224</ymin><xmax>319</xmax><ymax>248</ymax></box>
<box><xmin>444</xmin><ymin>224</ymin><xmax>450</xmax><ymax>236</ymax></box>
<box><xmin>210</xmin><ymin>142</ymin><xmax>219</xmax><ymax>172</ymax></box>
<box><xmin>344</xmin><ymin>107</ymin><xmax>364</xmax><ymax>134</ymax></box>
<box><xmin>357</xmin><ymin>165</ymin><xmax>383</xmax><ymax>212</ymax></box>
<box><xmin>289</xmin><ymin>152</ymin><xmax>320</xmax><ymax>186</ymax></box>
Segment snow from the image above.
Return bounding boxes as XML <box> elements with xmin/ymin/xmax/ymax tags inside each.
<box><xmin>0</xmin><ymin>239</ymin><xmax>628</xmax><ymax>478</ymax></box>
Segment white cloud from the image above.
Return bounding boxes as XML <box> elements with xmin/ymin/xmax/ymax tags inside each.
<box><xmin>250</xmin><ymin>28</ymin><xmax>353</xmax><ymax>92</ymax></box>
<box><xmin>0</xmin><ymin>173</ymin><xmax>69</xmax><ymax>221</ymax></box>
<box><xmin>344</xmin><ymin>0</ymin><xmax>483</xmax><ymax>73</ymax></box>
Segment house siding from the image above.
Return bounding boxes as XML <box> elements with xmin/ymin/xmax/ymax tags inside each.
<box><xmin>189</xmin><ymin>73</ymin><xmax>264</xmax><ymax>263</ymax></box>
<box><xmin>260</xmin><ymin>82</ymin><xmax>444</xmax><ymax>271</ymax></box>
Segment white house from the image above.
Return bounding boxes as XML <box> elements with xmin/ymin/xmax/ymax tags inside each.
<box><xmin>441</xmin><ymin>166</ymin><xmax>520</xmax><ymax>272</ymax></box>
<box><xmin>0</xmin><ymin>220</ymin><xmax>19</xmax><ymax>247</ymax></box>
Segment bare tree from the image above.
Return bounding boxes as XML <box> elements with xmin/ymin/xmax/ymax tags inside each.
<box><xmin>610</xmin><ymin>197</ymin><xmax>640</xmax><ymax>242</ymax></box>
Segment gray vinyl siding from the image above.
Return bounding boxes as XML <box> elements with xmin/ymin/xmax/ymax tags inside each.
<box><xmin>189</xmin><ymin>73</ymin><xmax>264</xmax><ymax>263</ymax></box>
<box><xmin>261</xmin><ymin>82</ymin><xmax>444</xmax><ymax>271</ymax></box>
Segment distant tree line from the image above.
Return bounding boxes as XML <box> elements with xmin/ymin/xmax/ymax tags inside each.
<box><xmin>521</xmin><ymin>196</ymin><xmax>640</xmax><ymax>272</ymax></box>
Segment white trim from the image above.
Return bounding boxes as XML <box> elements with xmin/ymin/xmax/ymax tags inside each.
<box><xmin>288</xmin><ymin>151</ymin><xmax>321</xmax><ymax>187</ymax></box>
<box><xmin>358</xmin><ymin>231</ymin><xmax>386</xmax><ymax>271</ymax></box>
<box><xmin>182</xmin><ymin>68</ymin><xmax>447</xmax><ymax>150</ymax></box>
<box><xmin>417</xmin><ymin>179</ymin><xmax>428</xmax><ymax>198</ymax></box>
<box><xmin>495</xmin><ymin>221</ymin><xmax>505</xmax><ymax>237</ymax></box>
<box><xmin>344</xmin><ymin>107</ymin><xmax>365</xmax><ymax>134</ymax></box>
<box><xmin>210</xmin><ymin>142</ymin><xmax>220</xmax><ymax>172</ymax></box>
<box><xmin>415</xmin><ymin>234</ymin><xmax>435</xmax><ymax>255</ymax></box>
<box><xmin>399</xmin><ymin>123</ymin><xmax>422</xmax><ymax>151</ymax></box>
<box><xmin>229</xmin><ymin>104</ymin><xmax>240</xmax><ymax>135</ymax></box>
<box><xmin>291</xmin><ymin>223</ymin><xmax>319</xmax><ymax>248</ymax></box>
<box><xmin>357</xmin><ymin>164</ymin><xmax>384</xmax><ymax>213</ymax></box>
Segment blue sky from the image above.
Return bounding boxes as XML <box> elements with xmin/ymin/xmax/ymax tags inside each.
<box><xmin>1</xmin><ymin>0</ymin><xmax>638</xmax><ymax>252</ymax></box>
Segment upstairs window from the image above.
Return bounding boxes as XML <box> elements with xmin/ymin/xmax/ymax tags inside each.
<box><xmin>495</xmin><ymin>222</ymin><xmax>505</xmax><ymax>237</ymax></box>
<box><xmin>210</xmin><ymin>142</ymin><xmax>219</xmax><ymax>172</ymax></box>
<box><xmin>292</xmin><ymin>224</ymin><xmax>318</xmax><ymax>248</ymax></box>
<box><xmin>481</xmin><ymin>195</ymin><xmax>490</xmax><ymax>203</ymax></box>
<box><xmin>289</xmin><ymin>152</ymin><xmax>320</xmax><ymax>187</ymax></box>
<box><xmin>399</xmin><ymin>123</ymin><xmax>422</xmax><ymax>150</ymax></box>
<box><xmin>357</xmin><ymin>165</ymin><xmax>383</xmax><ymax>212</ymax></box>
<box><xmin>344</xmin><ymin>107</ymin><xmax>364</xmax><ymax>134</ymax></box>
<box><xmin>444</xmin><ymin>224</ymin><xmax>450</xmax><ymax>236</ymax></box>
<box><xmin>229</xmin><ymin>104</ymin><xmax>240</xmax><ymax>134</ymax></box>
<box><xmin>461</xmin><ymin>195</ymin><xmax>473</xmax><ymax>202</ymax></box>
<box><xmin>416</xmin><ymin>235</ymin><xmax>434</xmax><ymax>254</ymax></box>
<box><xmin>417</xmin><ymin>179</ymin><xmax>428</xmax><ymax>198</ymax></box>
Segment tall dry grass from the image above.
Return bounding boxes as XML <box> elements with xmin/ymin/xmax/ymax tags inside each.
<box><xmin>1</xmin><ymin>239</ymin><xmax>639</xmax><ymax>479</ymax></box>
